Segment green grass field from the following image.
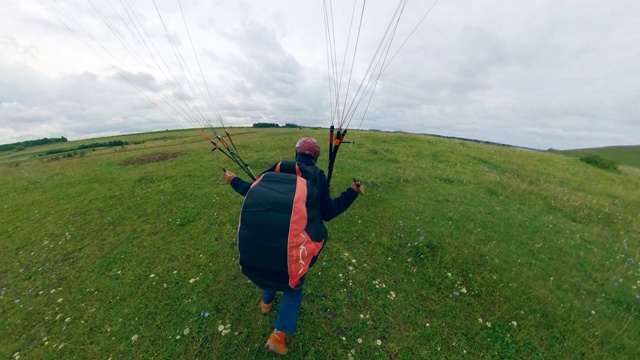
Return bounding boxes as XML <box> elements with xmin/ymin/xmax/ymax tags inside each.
<box><xmin>552</xmin><ymin>145</ymin><xmax>640</xmax><ymax>169</ymax></box>
<box><xmin>1</xmin><ymin>128</ymin><xmax>639</xmax><ymax>359</ymax></box>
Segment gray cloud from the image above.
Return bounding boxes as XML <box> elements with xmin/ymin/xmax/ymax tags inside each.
<box><xmin>0</xmin><ymin>1</ymin><xmax>638</xmax><ymax>149</ymax></box>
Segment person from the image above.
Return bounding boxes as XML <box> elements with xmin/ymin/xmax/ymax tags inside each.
<box><xmin>223</xmin><ymin>137</ymin><xmax>364</xmax><ymax>355</ymax></box>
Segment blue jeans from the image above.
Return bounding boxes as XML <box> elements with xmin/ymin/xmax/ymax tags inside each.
<box><xmin>262</xmin><ymin>287</ymin><xmax>304</xmax><ymax>333</ymax></box>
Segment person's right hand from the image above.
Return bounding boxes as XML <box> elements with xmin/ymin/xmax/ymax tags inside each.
<box><xmin>351</xmin><ymin>180</ymin><xmax>365</xmax><ymax>195</ymax></box>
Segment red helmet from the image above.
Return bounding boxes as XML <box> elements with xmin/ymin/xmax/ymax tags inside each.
<box><xmin>295</xmin><ymin>137</ymin><xmax>320</xmax><ymax>160</ymax></box>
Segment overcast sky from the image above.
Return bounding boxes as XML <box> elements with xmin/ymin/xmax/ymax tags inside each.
<box><xmin>1</xmin><ymin>0</ymin><xmax>638</xmax><ymax>150</ymax></box>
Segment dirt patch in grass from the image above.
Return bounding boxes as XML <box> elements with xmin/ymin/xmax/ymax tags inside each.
<box><xmin>119</xmin><ymin>152</ymin><xmax>186</xmax><ymax>166</ymax></box>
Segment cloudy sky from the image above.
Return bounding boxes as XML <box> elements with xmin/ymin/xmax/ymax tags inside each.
<box><xmin>1</xmin><ymin>0</ymin><xmax>638</xmax><ymax>150</ymax></box>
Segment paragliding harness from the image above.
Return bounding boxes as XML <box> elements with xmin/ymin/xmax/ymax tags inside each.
<box><xmin>237</xmin><ymin>160</ymin><xmax>327</xmax><ymax>291</ymax></box>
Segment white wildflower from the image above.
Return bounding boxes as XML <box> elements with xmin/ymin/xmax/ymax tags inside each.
<box><xmin>218</xmin><ymin>324</ymin><xmax>231</xmax><ymax>335</ymax></box>
<box><xmin>131</xmin><ymin>334</ymin><xmax>139</xmax><ymax>342</ymax></box>
<box><xmin>357</xmin><ymin>338</ymin><xmax>362</xmax><ymax>344</ymax></box>
<box><xmin>376</xmin><ymin>339</ymin><xmax>382</xmax><ymax>345</ymax></box>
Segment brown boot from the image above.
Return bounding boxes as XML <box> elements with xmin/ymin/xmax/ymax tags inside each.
<box><xmin>260</xmin><ymin>299</ymin><xmax>273</xmax><ymax>315</ymax></box>
<box><xmin>265</xmin><ymin>329</ymin><xmax>288</xmax><ymax>355</ymax></box>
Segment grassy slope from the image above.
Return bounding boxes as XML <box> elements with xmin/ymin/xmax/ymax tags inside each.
<box><xmin>551</xmin><ymin>145</ymin><xmax>640</xmax><ymax>169</ymax></box>
<box><xmin>1</xmin><ymin>129</ymin><xmax>639</xmax><ymax>359</ymax></box>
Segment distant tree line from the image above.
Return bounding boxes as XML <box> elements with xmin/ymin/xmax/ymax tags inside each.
<box><xmin>41</xmin><ymin>140</ymin><xmax>140</xmax><ymax>156</ymax></box>
<box><xmin>252</xmin><ymin>122</ymin><xmax>303</xmax><ymax>128</ymax></box>
<box><xmin>253</xmin><ymin>122</ymin><xmax>279</xmax><ymax>128</ymax></box>
<box><xmin>76</xmin><ymin>140</ymin><xmax>131</xmax><ymax>150</ymax></box>
<box><xmin>283</xmin><ymin>123</ymin><xmax>302</xmax><ymax>128</ymax></box>
<box><xmin>0</xmin><ymin>137</ymin><xmax>68</xmax><ymax>152</ymax></box>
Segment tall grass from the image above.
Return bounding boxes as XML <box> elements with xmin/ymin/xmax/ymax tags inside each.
<box><xmin>1</xmin><ymin>129</ymin><xmax>639</xmax><ymax>359</ymax></box>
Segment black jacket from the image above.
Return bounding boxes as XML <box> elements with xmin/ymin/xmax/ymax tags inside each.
<box><xmin>230</xmin><ymin>153</ymin><xmax>358</xmax><ymax>222</ymax></box>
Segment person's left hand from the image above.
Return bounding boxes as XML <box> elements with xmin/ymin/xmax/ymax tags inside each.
<box><xmin>224</xmin><ymin>171</ymin><xmax>237</xmax><ymax>184</ymax></box>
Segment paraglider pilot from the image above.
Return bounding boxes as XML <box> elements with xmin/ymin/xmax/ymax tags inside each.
<box><xmin>224</xmin><ymin>137</ymin><xmax>364</xmax><ymax>355</ymax></box>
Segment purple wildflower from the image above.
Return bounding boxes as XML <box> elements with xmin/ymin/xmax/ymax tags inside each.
<box><xmin>453</xmin><ymin>291</ymin><xmax>459</xmax><ymax>296</ymax></box>
<box><xmin>627</xmin><ymin>258</ymin><xmax>635</xmax><ymax>264</ymax></box>
<box><xmin>201</xmin><ymin>311</ymin><xmax>209</xmax><ymax>317</ymax></box>
<box><xmin>420</xmin><ymin>235</ymin><xmax>425</xmax><ymax>240</ymax></box>
<box><xmin>614</xmin><ymin>282</ymin><xmax>619</xmax><ymax>287</ymax></box>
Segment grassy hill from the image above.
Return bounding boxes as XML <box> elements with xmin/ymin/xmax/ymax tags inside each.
<box><xmin>551</xmin><ymin>145</ymin><xmax>640</xmax><ymax>169</ymax></box>
<box><xmin>1</xmin><ymin>128</ymin><xmax>639</xmax><ymax>359</ymax></box>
